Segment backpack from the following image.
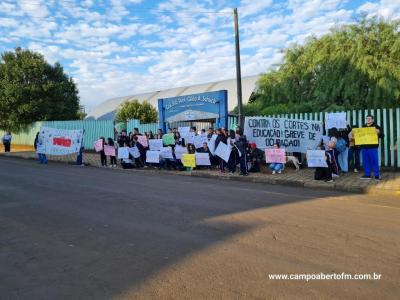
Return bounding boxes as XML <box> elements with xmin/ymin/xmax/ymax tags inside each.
<box><xmin>335</xmin><ymin>138</ymin><xmax>347</xmax><ymax>153</ymax></box>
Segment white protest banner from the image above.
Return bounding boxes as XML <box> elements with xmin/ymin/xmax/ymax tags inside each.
<box><xmin>193</xmin><ymin>135</ymin><xmax>208</xmax><ymax>149</ymax></box>
<box><xmin>325</xmin><ymin>112</ymin><xmax>347</xmax><ymax>130</ymax></box>
<box><xmin>265</xmin><ymin>148</ymin><xmax>286</xmax><ymax>163</ymax></box>
<box><xmin>160</xmin><ymin>147</ymin><xmax>174</xmax><ymax>159</ymax></box>
<box><xmin>215</xmin><ymin>142</ymin><xmax>231</xmax><ymax>163</ymax></box>
<box><xmin>36</xmin><ymin>127</ymin><xmax>83</xmax><ymax>155</ymax></box>
<box><xmin>146</xmin><ymin>150</ymin><xmax>160</xmax><ymax>163</ymax></box>
<box><xmin>149</xmin><ymin>139</ymin><xmax>163</xmax><ymax>151</ymax></box>
<box><xmin>244</xmin><ymin>117</ymin><xmax>323</xmax><ymax>153</ymax></box>
<box><xmin>104</xmin><ymin>145</ymin><xmax>116</xmax><ymax>156</ymax></box>
<box><xmin>307</xmin><ymin>150</ymin><xmax>328</xmax><ymax>167</ymax></box>
<box><xmin>178</xmin><ymin>127</ymin><xmax>190</xmax><ymax>139</ymax></box>
<box><xmin>137</xmin><ymin>135</ymin><xmax>148</xmax><ymax>147</ymax></box>
<box><xmin>195</xmin><ymin>153</ymin><xmax>211</xmax><ymax>166</ymax></box>
<box><xmin>94</xmin><ymin>139</ymin><xmax>103</xmax><ymax>152</ymax></box>
<box><xmin>118</xmin><ymin>147</ymin><xmax>129</xmax><ymax>159</ymax></box>
<box><xmin>175</xmin><ymin>145</ymin><xmax>188</xmax><ymax>159</ymax></box>
<box><xmin>185</xmin><ymin>132</ymin><xmax>195</xmax><ymax>145</ymax></box>
<box><xmin>129</xmin><ymin>146</ymin><xmax>141</xmax><ymax>158</ymax></box>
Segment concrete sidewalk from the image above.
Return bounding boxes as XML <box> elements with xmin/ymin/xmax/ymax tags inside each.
<box><xmin>2</xmin><ymin>151</ymin><xmax>399</xmax><ymax>195</ymax></box>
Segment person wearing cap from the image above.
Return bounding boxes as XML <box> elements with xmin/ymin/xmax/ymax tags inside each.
<box><xmin>248</xmin><ymin>143</ymin><xmax>263</xmax><ymax>172</ymax></box>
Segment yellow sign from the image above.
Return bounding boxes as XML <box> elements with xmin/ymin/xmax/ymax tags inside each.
<box><xmin>182</xmin><ymin>154</ymin><xmax>196</xmax><ymax>168</ymax></box>
<box><xmin>353</xmin><ymin>127</ymin><xmax>378</xmax><ymax>146</ymax></box>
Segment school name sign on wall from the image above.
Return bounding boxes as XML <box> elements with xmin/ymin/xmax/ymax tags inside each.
<box><xmin>244</xmin><ymin>117</ymin><xmax>323</xmax><ymax>153</ymax></box>
<box><xmin>158</xmin><ymin>90</ymin><xmax>228</xmax><ymax>130</ymax></box>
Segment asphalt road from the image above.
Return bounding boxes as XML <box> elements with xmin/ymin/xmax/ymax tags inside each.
<box><xmin>1</xmin><ymin>157</ymin><xmax>399</xmax><ymax>300</ymax></box>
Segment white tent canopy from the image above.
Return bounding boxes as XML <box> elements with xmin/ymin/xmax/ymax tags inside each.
<box><xmin>86</xmin><ymin>75</ymin><xmax>259</xmax><ymax>120</ymax></box>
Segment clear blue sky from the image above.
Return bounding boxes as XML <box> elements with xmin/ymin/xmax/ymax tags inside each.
<box><xmin>0</xmin><ymin>0</ymin><xmax>398</xmax><ymax>111</ymax></box>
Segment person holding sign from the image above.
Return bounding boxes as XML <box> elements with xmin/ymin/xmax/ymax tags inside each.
<box><xmin>215</xmin><ymin>128</ymin><xmax>227</xmax><ymax>172</ymax></box>
<box><xmin>196</xmin><ymin>142</ymin><xmax>213</xmax><ymax>169</ymax></box>
<box><xmin>359</xmin><ymin>115</ymin><xmax>384</xmax><ymax>180</ymax></box>
<box><xmin>106</xmin><ymin>138</ymin><xmax>117</xmax><ymax>168</ymax></box>
<box><xmin>268</xmin><ymin>143</ymin><xmax>285</xmax><ymax>174</ymax></box>
<box><xmin>312</xmin><ymin>147</ymin><xmax>334</xmax><ymax>182</ymax></box>
<box><xmin>98</xmin><ymin>137</ymin><xmax>107</xmax><ymax>167</ymax></box>
<box><xmin>324</xmin><ymin>128</ymin><xmax>340</xmax><ymax>177</ymax></box>
<box><xmin>34</xmin><ymin>132</ymin><xmax>48</xmax><ymax>164</ymax></box>
<box><xmin>163</xmin><ymin>129</ymin><xmax>176</xmax><ymax>146</ymax></box>
<box><xmin>348</xmin><ymin>124</ymin><xmax>361</xmax><ymax>172</ymax></box>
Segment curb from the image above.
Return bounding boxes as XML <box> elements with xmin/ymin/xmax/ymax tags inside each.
<box><xmin>2</xmin><ymin>154</ymin><xmax>399</xmax><ymax>196</ymax></box>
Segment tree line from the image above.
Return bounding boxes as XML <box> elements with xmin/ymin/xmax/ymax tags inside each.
<box><xmin>239</xmin><ymin>18</ymin><xmax>400</xmax><ymax>116</ymax></box>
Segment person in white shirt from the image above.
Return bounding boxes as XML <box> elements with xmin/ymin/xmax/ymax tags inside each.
<box><xmin>2</xmin><ymin>132</ymin><xmax>12</xmax><ymax>153</ymax></box>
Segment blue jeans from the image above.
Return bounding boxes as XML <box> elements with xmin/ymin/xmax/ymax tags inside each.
<box><xmin>38</xmin><ymin>153</ymin><xmax>48</xmax><ymax>164</ymax></box>
<box><xmin>348</xmin><ymin>147</ymin><xmax>360</xmax><ymax>169</ymax></box>
<box><xmin>361</xmin><ymin>148</ymin><xmax>380</xmax><ymax>177</ymax></box>
<box><xmin>337</xmin><ymin>148</ymin><xmax>349</xmax><ymax>172</ymax></box>
<box><xmin>269</xmin><ymin>163</ymin><xmax>284</xmax><ymax>172</ymax></box>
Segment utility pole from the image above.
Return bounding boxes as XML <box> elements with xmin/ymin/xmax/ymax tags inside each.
<box><xmin>233</xmin><ymin>7</ymin><xmax>243</xmax><ymax>130</ymax></box>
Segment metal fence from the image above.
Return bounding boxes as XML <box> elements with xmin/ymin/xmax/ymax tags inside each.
<box><xmin>1</xmin><ymin>120</ymin><xmax>114</xmax><ymax>150</ymax></box>
<box><xmin>2</xmin><ymin>108</ymin><xmax>399</xmax><ymax>167</ymax></box>
<box><xmin>228</xmin><ymin>108</ymin><xmax>400</xmax><ymax>168</ymax></box>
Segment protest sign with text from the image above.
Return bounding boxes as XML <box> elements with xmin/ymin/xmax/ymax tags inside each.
<box><xmin>129</xmin><ymin>146</ymin><xmax>141</xmax><ymax>158</ymax></box>
<box><xmin>163</xmin><ymin>133</ymin><xmax>175</xmax><ymax>146</ymax></box>
<box><xmin>193</xmin><ymin>135</ymin><xmax>208</xmax><ymax>149</ymax></box>
<box><xmin>265</xmin><ymin>148</ymin><xmax>286</xmax><ymax>163</ymax></box>
<box><xmin>104</xmin><ymin>145</ymin><xmax>116</xmax><ymax>156</ymax></box>
<box><xmin>149</xmin><ymin>139</ymin><xmax>163</xmax><ymax>151</ymax></box>
<box><xmin>36</xmin><ymin>127</ymin><xmax>83</xmax><ymax>155</ymax></box>
<box><xmin>146</xmin><ymin>150</ymin><xmax>160</xmax><ymax>163</ymax></box>
<box><xmin>137</xmin><ymin>135</ymin><xmax>148</xmax><ymax>147</ymax></box>
<box><xmin>244</xmin><ymin>117</ymin><xmax>322</xmax><ymax>153</ymax></box>
<box><xmin>175</xmin><ymin>146</ymin><xmax>188</xmax><ymax>159</ymax></box>
<box><xmin>307</xmin><ymin>150</ymin><xmax>328</xmax><ymax>167</ymax></box>
<box><xmin>118</xmin><ymin>147</ymin><xmax>129</xmax><ymax>159</ymax></box>
<box><xmin>215</xmin><ymin>142</ymin><xmax>231</xmax><ymax>163</ymax></box>
<box><xmin>94</xmin><ymin>139</ymin><xmax>103</xmax><ymax>152</ymax></box>
<box><xmin>178</xmin><ymin>127</ymin><xmax>190</xmax><ymax>139</ymax></box>
<box><xmin>195</xmin><ymin>153</ymin><xmax>211</xmax><ymax>166</ymax></box>
<box><xmin>185</xmin><ymin>132</ymin><xmax>195</xmax><ymax>145</ymax></box>
<box><xmin>160</xmin><ymin>147</ymin><xmax>174</xmax><ymax>159</ymax></box>
<box><xmin>207</xmin><ymin>139</ymin><xmax>216</xmax><ymax>155</ymax></box>
<box><xmin>182</xmin><ymin>154</ymin><xmax>196</xmax><ymax>168</ymax></box>
<box><xmin>325</xmin><ymin>112</ymin><xmax>347</xmax><ymax>130</ymax></box>
<box><xmin>353</xmin><ymin>127</ymin><xmax>379</xmax><ymax>146</ymax></box>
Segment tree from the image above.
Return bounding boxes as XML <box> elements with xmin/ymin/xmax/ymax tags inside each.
<box><xmin>115</xmin><ymin>99</ymin><xmax>158</xmax><ymax>123</ymax></box>
<box><xmin>246</xmin><ymin>18</ymin><xmax>400</xmax><ymax>115</ymax></box>
<box><xmin>0</xmin><ymin>48</ymin><xmax>81</xmax><ymax>132</ymax></box>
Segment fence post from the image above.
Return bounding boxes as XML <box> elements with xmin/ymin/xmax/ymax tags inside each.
<box><xmin>389</xmin><ymin>108</ymin><xmax>394</xmax><ymax>167</ymax></box>
<box><xmin>382</xmin><ymin>109</ymin><xmax>388</xmax><ymax>167</ymax></box>
<box><xmin>397</xmin><ymin>108</ymin><xmax>400</xmax><ymax>168</ymax></box>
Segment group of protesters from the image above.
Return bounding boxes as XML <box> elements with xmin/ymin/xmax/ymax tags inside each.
<box><xmin>98</xmin><ymin>127</ymin><xmax>250</xmax><ymax>175</ymax></box>
<box><xmin>314</xmin><ymin>114</ymin><xmax>383</xmax><ymax>182</ymax></box>
<box><xmin>97</xmin><ymin>114</ymin><xmax>383</xmax><ymax>181</ymax></box>
<box><xmin>2</xmin><ymin>114</ymin><xmax>384</xmax><ymax>182</ymax></box>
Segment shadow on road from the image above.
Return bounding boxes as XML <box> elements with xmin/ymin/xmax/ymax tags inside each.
<box><xmin>0</xmin><ymin>157</ymin><xmax>349</xmax><ymax>299</ymax></box>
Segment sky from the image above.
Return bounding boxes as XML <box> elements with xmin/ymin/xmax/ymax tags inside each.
<box><xmin>0</xmin><ymin>0</ymin><xmax>399</xmax><ymax>113</ymax></box>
